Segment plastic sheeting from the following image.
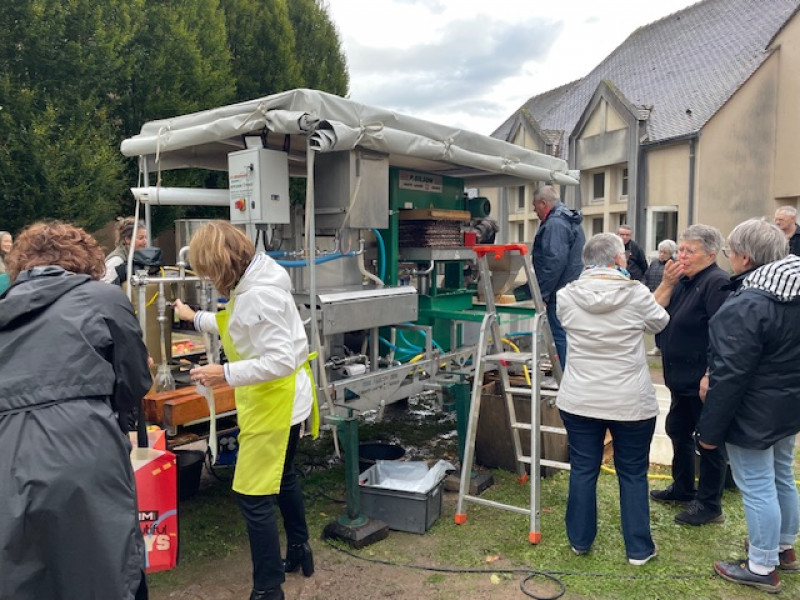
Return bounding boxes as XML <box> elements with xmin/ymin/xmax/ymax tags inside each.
<box><xmin>360</xmin><ymin>459</ymin><xmax>455</xmax><ymax>494</ymax></box>
<box><xmin>120</xmin><ymin>88</ymin><xmax>578</xmax><ymax>188</ymax></box>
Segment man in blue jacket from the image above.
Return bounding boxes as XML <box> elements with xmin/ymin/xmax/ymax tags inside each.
<box><xmin>532</xmin><ymin>185</ymin><xmax>585</xmax><ymax>369</ymax></box>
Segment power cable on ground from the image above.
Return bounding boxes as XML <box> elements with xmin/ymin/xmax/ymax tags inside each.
<box><xmin>322</xmin><ymin>537</ymin><xmax>709</xmax><ymax>600</ymax></box>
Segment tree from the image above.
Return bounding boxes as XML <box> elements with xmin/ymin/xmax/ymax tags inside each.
<box><xmin>220</xmin><ymin>0</ymin><xmax>301</xmax><ymax>101</ymax></box>
<box><xmin>288</xmin><ymin>0</ymin><xmax>349</xmax><ymax>96</ymax></box>
<box><xmin>0</xmin><ymin>0</ymin><xmax>350</xmax><ymax>235</ymax></box>
<box><xmin>0</xmin><ymin>0</ymin><xmax>139</xmax><ymax>232</ymax></box>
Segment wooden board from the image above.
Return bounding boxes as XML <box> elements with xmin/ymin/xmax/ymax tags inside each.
<box><xmin>144</xmin><ymin>383</ymin><xmax>235</xmax><ymax>427</ymax></box>
<box><xmin>398</xmin><ymin>208</ymin><xmax>471</xmax><ymax>221</ymax></box>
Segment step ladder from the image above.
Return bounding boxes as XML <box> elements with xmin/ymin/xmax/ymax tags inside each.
<box><xmin>454</xmin><ymin>244</ymin><xmax>569</xmax><ymax>544</ymax></box>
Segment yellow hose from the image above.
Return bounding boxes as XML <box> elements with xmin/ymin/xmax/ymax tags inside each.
<box><xmin>500</xmin><ymin>338</ymin><xmax>531</xmax><ymax>386</ymax></box>
<box><xmin>601</xmin><ymin>464</ymin><xmax>673</xmax><ymax>481</ymax></box>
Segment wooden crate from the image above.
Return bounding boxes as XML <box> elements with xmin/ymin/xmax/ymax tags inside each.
<box><xmin>474</xmin><ymin>379</ymin><xmax>569</xmax><ymax>475</ymax></box>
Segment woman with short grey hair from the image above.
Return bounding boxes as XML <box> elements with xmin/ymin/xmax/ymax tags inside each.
<box><xmin>644</xmin><ymin>239</ymin><xmax>677</xmax><ymax>294</ymax></box>
<box><xmin>698</xmin><ymin>219</ymin><xmax>797</xmax><ymax>592</ymax></box>
<box><xmin>556</xmin><ymin>232</ymin><xmax>669</xmax><ymax>565</ymax></box>
<box><xmin>681</xmin><ymin>224</ymin><xmax>724</xmax><ymax>257</ymax></box>
<box><xmin>650</xmin><ymin>223</ymin><xmax>731</xmax><ymax>526</ymax></box>
<box><xmin>725</xmin><ymin>218</ymin><xmax>788</xmax><ymax>267</ymax></box>
<box><xmin>583</xmin><ymin>231</ymin><xmax>624</xmax><ymax>266</ymax></box>
<box><xmin>659</xmin><ymin>239</ymin><xmax>678</xmax><ymax>257</ymax></box>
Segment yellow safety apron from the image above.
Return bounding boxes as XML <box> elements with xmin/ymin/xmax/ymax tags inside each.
<box><xmin>217</xmin><ymin>298</ymin><xmax>319</xmax><ymax>496</ymax></box>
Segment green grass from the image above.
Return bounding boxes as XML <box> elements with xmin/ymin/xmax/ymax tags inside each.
<box><xmin>148</xmin><ymin>411</ymin><xmax>800</xmax><ymax>599</ymax></box>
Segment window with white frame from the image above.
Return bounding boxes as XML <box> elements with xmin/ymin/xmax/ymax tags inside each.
<box><xmin>517</xmin><ymin>186</ymin><xmax>525</xmax><ymax>211</ymax></box>
<box><xmin>517</xmin><ymin>223</ymin><xmax>525</xmax><ymax>243</ymax></box>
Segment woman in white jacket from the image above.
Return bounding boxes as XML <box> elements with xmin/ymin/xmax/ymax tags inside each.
<box><xmin>173</xmin><ymin>221</ymin><xmax>318</xmax><ymax>600</ymax></box>
<box><xmin>556</xmin><ymin>232</ymin><xmax>669</xmax><ymax>566</ymax></box>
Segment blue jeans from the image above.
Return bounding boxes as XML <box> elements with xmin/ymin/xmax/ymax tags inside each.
<box><xmin>560</xmin><ymin>410</ymin><xmax>656</xmax><ymax>560</ymax></box>
<box><xmin>546</xmin><ymin>301</ymin><xmax>567</xmax><ymax>370</ymax></box>
<box><xmin>726</xmin><ymin>435</ymin><xmax>799</xmax><ymax>568</ymax></box>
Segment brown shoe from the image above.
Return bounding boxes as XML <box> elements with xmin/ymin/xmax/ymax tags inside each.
<box><xmin>745</xmin><ymin>538</ymin><xmax>800</xmax><ymax>571</ymax></box>
<box><xmin>778</xmin><ymin>547</ymin><xmax>800</xmax><ymax>570</ymax></box>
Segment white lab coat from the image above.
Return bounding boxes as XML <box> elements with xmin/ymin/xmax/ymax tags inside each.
<box><xmin>555</xmin><ymin>267</ymin><xmax>669</xmax><ymax>422</ymax></box>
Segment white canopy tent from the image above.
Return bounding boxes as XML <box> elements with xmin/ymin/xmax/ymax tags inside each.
<box><xmin>120</xmin><ymin>88</ymin><xmax>578</xmax><ymax>188</ymax></box>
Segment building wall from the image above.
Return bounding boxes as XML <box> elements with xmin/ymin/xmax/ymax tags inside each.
<box><xmin>642</xmin><ymin>143</ymin><xmax>689</xmax><ymax>253</ymax></box>
<box><xmin>696</xmin><ymin>52</ymin><xmax>779</xmax><ymax>238</ymax></box>
<box><xmin>772</xmin><ymin>12</ymin><xmax>800</xmax><ymax>202</ymax></box>
<box><xmin>574</xmin><ymin>98</ymin><xmax>631</xmax><ymax>239</ymax></box>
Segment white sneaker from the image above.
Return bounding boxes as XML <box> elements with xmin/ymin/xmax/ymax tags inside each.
<box><xmin>629</xmin><ymin>545</ymin><xmax>658</xmax><ymax>566</ymax></box>
<box><xmin>646</xmin><ymin>348</ymin><xmax>661</xmax><ymax>357</ymax></box>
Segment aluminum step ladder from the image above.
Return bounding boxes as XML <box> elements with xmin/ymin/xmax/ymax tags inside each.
<box><xmin>454</xmin><ymin>244</ymin><xmax>569</xmax><ymax>544</ymax></box>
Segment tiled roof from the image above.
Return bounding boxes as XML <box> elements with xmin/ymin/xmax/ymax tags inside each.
<box><xmin>493</xmin><ymin>0</ymin><xmax>800</xmax><ymax>158</ymax></box>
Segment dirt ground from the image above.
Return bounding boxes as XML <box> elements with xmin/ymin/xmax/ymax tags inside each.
<box><xmin>149</xmin><ymin>501</ymin><xmax>557</xmax><ymax>600</ymax></box>
<box><xmin>151</xmin><ymin>351</ymin><xmax>667</xmax><ymax>600</ymax></box>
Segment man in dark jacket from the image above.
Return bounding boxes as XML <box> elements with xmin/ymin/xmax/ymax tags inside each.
<box><xmin>0</xmin><ymin>222</ymin><xmax>153</xmax><ymax>600</ymax></box>
<box><xmin>698</xmin><ymin>219</ymin><xmax>798</xmax><ymax>594</ymax></box>
<box><xmin>649</xmin><ymin>224</ymin><xmax>731</xmax><ymax>526</ymax></box>
<box><xmin>618</xmin><ymin>224</ymin><xmax>648</xmax><ymax>281</ymax></box>
<box><xmin>774</xmin><ymin>206</ymin><xmax>800</xmax><ymax>256</ymax></box>
<box><xmin>532</xmin><ymin>185</ymin><xmax>585</xmax><ymax>369</ymax></box>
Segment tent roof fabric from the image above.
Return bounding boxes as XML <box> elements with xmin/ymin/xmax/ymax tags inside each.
<box><xmin>121</xmin><ymin>88</ymin><xmax>578</xmax><ymax>188</ymax></box>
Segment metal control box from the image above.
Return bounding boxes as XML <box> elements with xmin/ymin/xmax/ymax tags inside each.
<box><xmin>228</xmin><ymin>148</ymin><xmax>290</xmax><ymax>225</ymax></box>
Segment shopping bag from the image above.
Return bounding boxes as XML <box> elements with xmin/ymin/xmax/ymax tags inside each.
<box><xmin>129</xmin><ymin>426</ymin><xmax>167</xmax><ymax>451</ymax></box>
<box><xmin>131</xmin><ymin>446</ymin><xmax>179</xmax><ymax>573</ymax></box>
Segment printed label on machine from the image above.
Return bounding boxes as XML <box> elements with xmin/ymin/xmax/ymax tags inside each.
<box><xmin>398</xmin><ymin>170</ymin><xmax>443</xmax><ymax>193</ymax></box>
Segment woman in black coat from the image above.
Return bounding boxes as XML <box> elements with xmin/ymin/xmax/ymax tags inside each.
<box><xmin>698</xmin><ymin>219</ymin><xmax>800</xmax><ymax>593</ymax></box>
<box><xmin>0</xmin><ymin>222</ymin><xmax>152</xmax><ymax>600</ymax></box>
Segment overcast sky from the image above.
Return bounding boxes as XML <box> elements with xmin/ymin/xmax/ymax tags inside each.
<box><xmin>325</xmin><ymin>0</ymin><xmax>700</xmax><ymax>135</ymax></box>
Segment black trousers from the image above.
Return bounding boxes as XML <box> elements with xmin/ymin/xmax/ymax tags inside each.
<box><xmin>665</xmin><ymin>392</ymin><xmax>727</xmax><ymax>513</ymax></box>
<box><xmin>236</xmin><ymin>423</ymin><xmax>309</xmax><ymax>592</ymax></box>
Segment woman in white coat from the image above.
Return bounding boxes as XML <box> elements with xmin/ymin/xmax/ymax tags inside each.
<box><xmin>173</xmin><ymin>221</ymin><xmax>318</xmax><ymax>600</ymax></box>
<box><xmin>556</xmin><ymin>233</ymin><xmax>669</xmax><ymax>566</ymax></box>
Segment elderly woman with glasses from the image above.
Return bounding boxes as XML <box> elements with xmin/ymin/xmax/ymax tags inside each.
<box><xmin>649</xmin><ymin>224</ymin><xmax>732</xmax><ymax>527</ymax></box>
<box><xmin>556</xmin><ymin>233</ymin><xmax>669</xmax><ymax>565</ymax></box>
<box><xmin>698</xmin><ymin>219</ymin><xmax>799</xmax><ymax>593</ymax></box>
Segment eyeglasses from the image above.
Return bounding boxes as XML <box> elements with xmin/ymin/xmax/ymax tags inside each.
<box><xmin>722</xmin><ymin>248</ymin><xmax>731</xmax><ymax>258</ymax></box>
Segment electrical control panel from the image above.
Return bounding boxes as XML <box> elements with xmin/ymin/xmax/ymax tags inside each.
<box><xmin>228</xmin><ymin>148</ymin><xmax>290</xmax><ymax>225</ymax></box>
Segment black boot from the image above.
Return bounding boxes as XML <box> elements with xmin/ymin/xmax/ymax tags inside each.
<box><xmin>284</xmin><ymin>542</ymin><xmax>314</xmax><ymax>577</ymax></box>
<box><xmin>250</xmin><ymin>587</ymin><xmax>284</xmax><ymax>600</ymax></box>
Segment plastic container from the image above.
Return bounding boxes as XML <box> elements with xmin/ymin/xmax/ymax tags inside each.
<box><xmin>359</xmin><ymin>462</ymin><xmax>446</xmax><ymax>534</ymax></box>
<box><xmin>358</xmin><ymin>442</ymin><xmax>405</xmax><ymax>474</ymax></box>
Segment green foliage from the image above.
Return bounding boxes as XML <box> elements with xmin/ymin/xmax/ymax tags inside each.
<box><xmin>288</xmin><ymin>0</ymin><xmax>349</xmax><ymax>95</ymax></box>
<box><xmin>0</xmin><ymin>0</ymin><xmax>349</xmax><ymax>236</ymax></box>
<box><xmin>221</xmin><ymin>0</ymin><xmax>301</xmax><ymax>101</ymax></box>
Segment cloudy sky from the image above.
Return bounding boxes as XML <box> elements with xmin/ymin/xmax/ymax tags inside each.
<box><xmin>325</xmin><ymin>0</ymin><xmax>699</xmax><ymax>135</ymax></box>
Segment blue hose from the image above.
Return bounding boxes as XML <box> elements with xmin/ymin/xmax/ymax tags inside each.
<box><xmin>372</xmin><ymin>229</ymin><xmax>386</xmax><ymax>281</ymax></box>
<box><xmin>402</xmin><ymin>323</ymin><xmax>443</xmax><ymax>350</ymax></box>
<box><xmin>275</xmin><ymin>251</ymin><xmax>355</xmax><ymax>268</ymax></box>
